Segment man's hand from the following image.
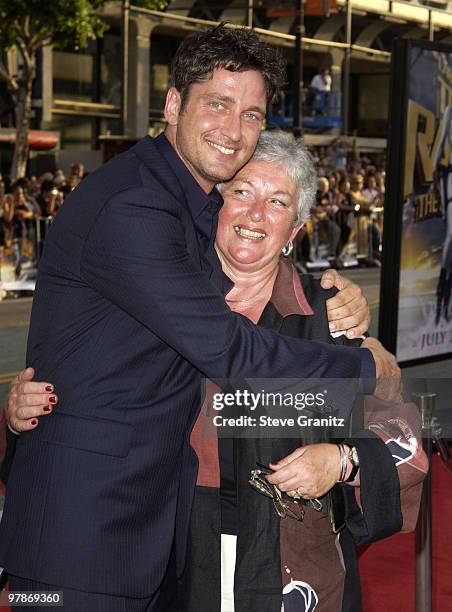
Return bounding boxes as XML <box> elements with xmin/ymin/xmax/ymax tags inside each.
<box><xmin>266</xmin><ymin>443</ymin><xmax>345</xmax><ymax>499</ymax></box>
<box><xmin>4</xmin><ymin>368</ymin><xmax>57</xmax><ymax>433</ymax></box>
<box><xmin>361</xmin><ymin>337</ymin><xmax>401</xmax><ymax>381</ymax></box>
<box><xmin>321</xmin><ymin>269</ymin><xmax>371</xmax><ymax>339</ymax></box>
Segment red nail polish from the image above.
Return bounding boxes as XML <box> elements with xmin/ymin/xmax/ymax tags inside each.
<box><xmin>31</xmin><ymin>419</ymin><xmax>38</xmax><ymax>426</ymax></box>
<box><xmin>49</xmin><ymin>396</ymin><xmax>57</xmax><ymax>404</ymax></box>
<box><xmin>45</xmin><ymin>385</ymin><xmax>53</xmax><ymax>392</ymax></box>
<box><xmin>43</xmin><ymin>406</ymin><xmax>51</xmax><ymax>412</ymax></box>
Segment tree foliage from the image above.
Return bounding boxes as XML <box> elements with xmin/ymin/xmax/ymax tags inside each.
<box><xmin>0</xmin><ymin>0</ymin><xmax>168</xmax><ymax>178</ymax></box>
<box><xmin>0</xmin><ymin>1</ymin><xmax>106</xmax><ymax>59</ymax></box>
<box><xmin>0</xmin><ymin>0</ymin><xmax>168</xmax><ymax>59</ymax></box>
<box><xmin>132</xmin><ymin>0</ymin><xmax>169</xmax><ymax>12</ymax></box>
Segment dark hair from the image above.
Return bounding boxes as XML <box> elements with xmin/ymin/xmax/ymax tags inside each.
<box><xmin>14</xmin><ymin>177</ymin><xmax>29</xmax><ymax>191</ymax></box>
<box><xmin>170</xmin><ymin>23</ymin><xmax>286</xmax><ymax>107</ymax></box>
<box><xmin>41</xmin><ymin>180</ymin><xmax>55</xmax><ymax>193</ymax></box>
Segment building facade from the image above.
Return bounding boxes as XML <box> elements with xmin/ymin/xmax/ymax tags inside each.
<box><xmin>1</xmin><ymin>0</ymin><xmax>452</xmax><ymax>172</ymax></box>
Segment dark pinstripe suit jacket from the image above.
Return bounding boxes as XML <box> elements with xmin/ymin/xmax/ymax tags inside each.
<box><xmin>0</xmin><ymin>136</ymin><xmax>373</xmax><ymax>598</ymax></box>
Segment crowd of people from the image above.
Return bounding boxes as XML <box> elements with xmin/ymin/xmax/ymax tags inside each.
<box><xmin>0</xmin><ymin>24</ymin><xmax>421</xmax><ymax>612</ymax></box>
<box><xmin>296</xmin><ymin>142</ymin><xmax>386</xmax><ymax>267</ymax></box>
<box><xmin>1</xmin><ymin>142</ymin><xmax>385</xmax><ymax>279</ymax></box>
<box><xmin>0</xmin><ymin>163</ymin><xmax>84</xmax><ymax>269</ymax></box>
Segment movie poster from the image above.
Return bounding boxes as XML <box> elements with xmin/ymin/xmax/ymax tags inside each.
<box><xmin>395</xmin><ymin>46</ymin><xmax>452</xmax><ymax>362</ymax></box>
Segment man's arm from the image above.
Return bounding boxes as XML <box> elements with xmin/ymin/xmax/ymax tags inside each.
<box><xmin>5</xmin><ymin>190</ymin><xmax>399</xmax><ymax>432</ymax></box>
<box><xmin>8</xmin><ymin>349</ymin><xmax>395</xmax><ymax>436</ymax></box>
<box><xmin>79</xmin><ymin>189</ymin><xmax>379</xmax><ymax>383</ymax></box>
<box><xmin>3</xmin><ymin>274</ymin><xmax>373</xmax><ymax>433</ymax></box>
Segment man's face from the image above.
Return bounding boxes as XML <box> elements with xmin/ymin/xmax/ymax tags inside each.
<box><xmin>164</xmin><ymin>68</ymin><xmax>267</xmax><ymax>192</ymax></box>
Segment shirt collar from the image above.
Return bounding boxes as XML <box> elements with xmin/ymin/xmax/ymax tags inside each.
<box><xmin>269</xmin><ymin>258</ymin><xmax>314</xmax><ymax>317</ymax></box>
<box><xmin>154</xmin><ymin>132</ymin><xmax>223</xmax><ymax>222</ymax></box>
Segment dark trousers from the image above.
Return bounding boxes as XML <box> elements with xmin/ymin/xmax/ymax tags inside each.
<box><xmin>8</xmin><ymin>556</ymin><xmax>177</xmax><ymax>612</ymax></box>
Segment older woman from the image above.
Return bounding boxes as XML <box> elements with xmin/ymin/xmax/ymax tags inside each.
<box><xmin>180</xmin><ymin>132</ymin><xmax>426</xmax><ymax>612</ymax></box>
<box><xmin>3</xmin><ymin>132</ymin><xmax>425</xmax><ymax>612</ymax></box>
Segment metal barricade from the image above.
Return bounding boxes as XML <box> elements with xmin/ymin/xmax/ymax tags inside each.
<box><xmin>36</xmin><ymin>215</ymin><xmax>54</xmax><ymax>262</ymax></box>
<box><xmin>351</xmin><ymin>207</ymin><xmax>383</xmax><ymax>265</ymax></box>
<box><xmin>412</xmin><ymin>392</ymin><xmax>435</xmax><ymax>612</ymax></box>
<box><xmin>0</xmin><ymin>215</ymin><xmax>52</xmax><ymax>298</ymax></box>
<box><xmin>305</xmin><ymin>217</ymin><xmax>330</xmax><ymax>271</ymax></box>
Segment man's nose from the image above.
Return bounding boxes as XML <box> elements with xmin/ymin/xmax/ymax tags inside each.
<box><xmin>221</xmin><ymin>111</ymin><xmax>242</xmax><ymax>142</ymax></box>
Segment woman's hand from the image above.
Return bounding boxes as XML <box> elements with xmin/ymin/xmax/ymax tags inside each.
<box><xmin>266</xmin><ymin>443</ymin><xmax>349</xmax><ymax>499</ymax></box>
<box><xmin>4</xmin><ymin>368</ymin><xmax>57</xmax><ymax>433</ymax></box>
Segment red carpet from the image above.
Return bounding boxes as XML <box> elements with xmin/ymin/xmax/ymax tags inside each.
<box><xmin>359</xmin><ymin>453</ymin><xmax>452</xmax><ymax>611</ymax></box>
<box><xmin>0</xmin><ymin>453</ymin><xmax>450</xmax><ymax>611</ymax></box>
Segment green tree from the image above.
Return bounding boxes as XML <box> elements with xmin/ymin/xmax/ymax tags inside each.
<box><xmin>0</xmin><ymin>0</ymin><xmax>167</xmax><ymax>180</ymax></box>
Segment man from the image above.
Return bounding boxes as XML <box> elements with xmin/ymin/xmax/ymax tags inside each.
<box><xmin>312</xmin><ymin>176</ymin><xmax>341</xmax><ymax>261</ymax></box>
<box><xmin>362</xmin><ymin>175</ymin><xmax>381</xmax><ymax>207</ymax></box>
<box><xmin>308</xmin><ymin>67</ymin><xmax>332</xmax><ymax>115</ymax></box>
<box><xmin>0</xmin><ymin>25</ymin><xmax>397</xmax><ymax>612</ymax></box>
<box><xmin>309</xmin><ymin>67</ymin><xmax>332</xmax><ymax>93</ymax></box>
<box><xmin>68</xmin><ymin>162</ymin><xmax>84</xmax><ymax>188</ymax></box>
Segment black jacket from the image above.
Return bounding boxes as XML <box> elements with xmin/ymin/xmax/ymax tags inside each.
<box><xmin>0</xmin><ymin>136</ymin><xmax>375</xmax><ymax>599</ymax></box>
<box><xmin>180</xmin><ymin>274</ymin><xmax>401</xmax><ymax>612</ymax></box>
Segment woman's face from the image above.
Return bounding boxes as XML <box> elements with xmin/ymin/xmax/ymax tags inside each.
<box><xmin>367</xmin><ymin>176</ymin><xmax>376</xmax><ymax>190</ymax></box>
<box><xmin>340</xmin><ymin>180</ymin><xmax>350</xmax><ymax>193</ymax></box>
<box><xmin>352</xmin><ymin>176</ymin><xmax>364</xmax><ymax>191</ymax></box>
<box><xmin>13</xmin><ymin>186</ymin><xmax>25</xmax><ymax>203</ymax></box>
<box><xmin>215</xmin><ymin>160</ymin><xmax>302</xmax><ymax>273</ymax></box>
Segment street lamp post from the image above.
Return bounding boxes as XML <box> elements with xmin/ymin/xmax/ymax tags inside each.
<box><xmin>343</xmin><ymin>0</ymin><xmax>352</xmax><ymax>135</ymax></box>
<box><xmin>413</xmin><ymin>392</ymin><xmax>434</xmax><ymax>612</ymax></box>
<box><xmin>121</xmin><ymin>0</ymin><xmax>130</xmax><ymax>136</ymax></box>
<box><xmin>293</xmin><ymin>0</ymin><xmax>305</xmax><ymax>138</ymax></box>
<box><xmin>247</xmin><ymin>0</ymin><xmax>253</xmax><ymax>28</ymax></box>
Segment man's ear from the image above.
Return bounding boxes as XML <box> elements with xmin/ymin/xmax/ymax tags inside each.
<box><xmin>164</xmin><ymin>87</ymin><xmax>182</xmax><ymax>126</ymax></box>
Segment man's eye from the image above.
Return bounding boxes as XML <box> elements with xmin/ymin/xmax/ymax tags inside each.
<box><xmin>210</xmin><ymin>101</ymin><xmax>224</xmax><ymax>110</ymax></box>
<box><xmin>243</xmin><ymin>112</ymin><xmax>260</xmax><ymax>121</ymax></box>
<box><xmin>235</xmin><ymin>189</ymin><xmax>249</xmax><ymax>196</ymax></box>
<box><xmin>270</xmin><ymin>199</ymin><xmax>286</xmax><ymax>207</ymax></box>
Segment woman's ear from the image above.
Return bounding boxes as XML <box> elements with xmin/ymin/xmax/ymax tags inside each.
<box><xmin>290</xmin><ymin>222</ymin><xmax>304</xmax><ymax>242</ymax></box>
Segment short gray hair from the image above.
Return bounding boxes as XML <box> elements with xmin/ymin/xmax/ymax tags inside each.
<box><xmin>250</xmin><ymin>130</ymin><xmax>317</xmax><ymax>226</ymax></box>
